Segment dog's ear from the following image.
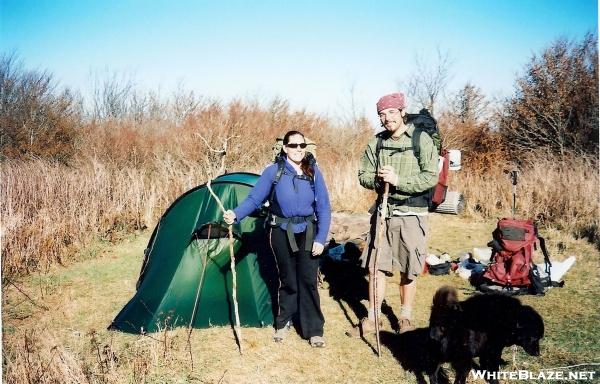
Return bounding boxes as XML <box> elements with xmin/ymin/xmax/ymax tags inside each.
<box><xmin>432</xmin><ymin>285</ymin><xmax>459</xmax><ymax>307</ymax></box>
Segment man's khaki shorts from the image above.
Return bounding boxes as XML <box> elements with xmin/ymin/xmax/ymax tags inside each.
<box><xmin>360</xmin><ymin>214</ymin><xmax>428</xmax><ymax>279</ymax></box>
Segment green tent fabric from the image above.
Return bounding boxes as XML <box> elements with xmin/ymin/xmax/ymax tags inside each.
<box><xmin>109</xmin><ymin>172</ymin><xmax>278</xmax><ymax>334</ymax></box>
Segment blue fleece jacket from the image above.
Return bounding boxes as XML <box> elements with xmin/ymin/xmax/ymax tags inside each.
<box><xmin>233</xmin><ymin>159</ymin><xmax>331</xmax><ymax>245</ymax></box>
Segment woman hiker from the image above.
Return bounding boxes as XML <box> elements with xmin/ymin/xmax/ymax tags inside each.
<box><xmin>223</xmin><ymin>130</ymin><xmax>331</xmax><ymax>348</ymax></box>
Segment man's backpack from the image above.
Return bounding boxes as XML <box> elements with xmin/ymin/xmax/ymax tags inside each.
<box><xmin>480</xmin><ymin>218</ymin><xmax>556</xmax><ymax>295</ymax></box>
<box><xmin>375</xmin><ymin>108</ymin><xmax>449</xmax><ymax>211</ymax></box>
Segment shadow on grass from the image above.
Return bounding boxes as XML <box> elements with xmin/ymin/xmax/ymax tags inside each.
<box><xmin>380</xmin><ymin>329</ymin><xmax>449</xmax><ymax>384</ymax></box>
<box><xmin>320</xmin><ymin>241</ymin><xmax>401</xmax><ymax>333</ymax></box>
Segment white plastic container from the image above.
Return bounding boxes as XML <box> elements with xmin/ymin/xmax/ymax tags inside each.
<box><xmin>448</xmin><ymin>149</ymin><xmax>461</xmax><ymax>171</ymax></box>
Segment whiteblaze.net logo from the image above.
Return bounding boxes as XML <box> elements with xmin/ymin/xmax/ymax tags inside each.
<box><xmin>470</xmin><ymin>365</ymin><xmax>598</xmax><ymax>382</ymax></box>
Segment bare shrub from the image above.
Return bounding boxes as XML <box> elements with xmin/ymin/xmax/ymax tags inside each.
<box><xmin>499</xmin><ymin>33</ymin><xmax>598</xmax><ymax>158</ymax></box>
<box><xmin>440</xmin><ymin>83</ymin><xmax>509</xmax><ymax>172</ymax></box>
<box><xmin>0</xmin><ymin>54</ymin><xmax>81</xmax><ymax>162</ymax></box>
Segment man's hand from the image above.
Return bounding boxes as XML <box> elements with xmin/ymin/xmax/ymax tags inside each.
<box><xmin>223</xmin><ymin>210</ymin><xmax>236</xmax><ymax>225</ymax></box>
<box><xmin>377</xmin><ymin>165</ymin><xmax>398</xmax><ymax>186</ymax></box>
<box><xmin>312</xmin><ymin>242</ymin><xmax>324</xmax><ymax>257</ymax></box>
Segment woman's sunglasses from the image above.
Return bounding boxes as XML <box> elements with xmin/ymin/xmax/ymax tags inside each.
<box><xmin>285</xmin><ymin>143</ymin><xmax>307</xmax><ymax>149</ymax></box>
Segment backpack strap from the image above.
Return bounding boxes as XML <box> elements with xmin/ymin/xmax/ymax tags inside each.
<box><xmin>267</xmin><ymin>157</ymin><xmax>286</xmax><ymax>213</ymax></box>
<box><xmin>375</xmin><ymin>136</ymin><xmax>383</xmax><ymax>173</ymax></box>
<box><xmin>412</xmin><ymin>129</ymin><xmax>422</xmax><ymax>160</ymax></box>
<box><xmin>373</xmin><ymin>136</ymin><xmax>386</xmax><ymax>196</ymax></box>
<box><xmin>375</xmin><ymin>130</ymin><xmax>423</xmax><ymax>162</ymax></box>
<box><xmin>537</xmin><ymin>233</ymin><xmax>553</xmax><ymax>283</ymax></box>
<box><xmin>304</xmin><ymin>152</ymin><xmax>316</xmax><ymax>193</ymax></box>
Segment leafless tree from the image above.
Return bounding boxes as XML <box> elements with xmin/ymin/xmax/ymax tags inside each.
<box><xmin>441</xmin><ymin>82</ymin><xmax>499</xmax><ymax>153</ymax></box>
<box><xmin>404</xmin><ymin>48</ymin><xmax>453</xmax><ymax>116</ymax></box>
<box><xmin>89</xmin><ymin>70</ymin><xmax>177</xmax><ymax>125</ymax></box>
<box><xmin>171</xmin><ymin>82</ymin><xmax>201</xmax><ymax>124</ymax></box>
<box><xmin>91</xmin><ymin>70</ymin><xmax>132</xmax><ymax>120</ymax></box>
<box><xmin>450</xmin><ymin>83</ymin><xmax>490</xmax><ymax>124</ymax></box>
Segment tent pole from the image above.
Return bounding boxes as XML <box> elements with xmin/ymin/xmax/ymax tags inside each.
<box><xmin>186</xmin><ymin>226</ymin><xmax>211</xmax><ymax>368</ymax></box>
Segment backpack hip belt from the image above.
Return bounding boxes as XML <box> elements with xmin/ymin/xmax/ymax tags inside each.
<box><xmin>269</xmin><ymin>214</ymin><xmax>316</xmax><ymax>253</ymax></box>
<box><xmin>386</xmin><ymin>193</ymin><xmax>429</xmax><ymax>208</ymax></box>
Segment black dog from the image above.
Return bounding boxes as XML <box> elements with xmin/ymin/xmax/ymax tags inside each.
<box><xmin>429</xmin><ymin>286</ymin><xmax>544</xmax><ymax>384</ymax></box>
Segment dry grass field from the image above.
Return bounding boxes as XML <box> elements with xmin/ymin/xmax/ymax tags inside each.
<box><xmin>3</xmin><ymin>213</ymin><xmax>599</xmax><ymax>383</ymax></box>
<box><xmin>3</xmin><ymin>152</ymin><xmax>598</xmax><ymax>278</ymax></box>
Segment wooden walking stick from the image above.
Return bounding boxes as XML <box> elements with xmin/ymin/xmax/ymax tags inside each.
<box><xmin>197</xmin><ymin>133</ymin><xmax>243</xmax><ymax>354</ymax></box>
<box><xmin>372</xmin><ymin>182</ymin><xmax>389</xmax><ymax>357</ymax></box>
<box><xmin>227</xmin><ymin>222</ymin><xmax>243</xmax><ymax>353</ymax></box>
<box><xmin>206</xmin><ymin>180</ymin><xmax>243</xmax><ymax>355</ymax></box>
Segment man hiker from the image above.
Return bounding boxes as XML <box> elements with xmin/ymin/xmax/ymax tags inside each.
<box><xmin>349</xmin><ymin>92</ymin><xmax>438</xmax><ymax>337</ymax></box>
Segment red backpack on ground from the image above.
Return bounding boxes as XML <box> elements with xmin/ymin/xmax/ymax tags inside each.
<box><xmin>477</xmin><ymin>171</ymin><xmax>560</xmax><ymax>295</ymax></box>
<box><xmin>483</xmin><ymin>218</ymin><xmax>540</xmax><ymax>287</ymax></box>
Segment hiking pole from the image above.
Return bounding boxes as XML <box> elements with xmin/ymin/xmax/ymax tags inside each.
<box><xmin>372</xmin><ymin>182</ymin><xmax>389</xmax><ymax>357</ymax></box>
<box><xmin>510</xmin><ymin>170</ymin><xmax>518</xmax><ymax>218</ymax></box>
<box><xmin>206</xmin><ymin>180</ymin><xmax>243</xmax><ymax>355</ymax></box>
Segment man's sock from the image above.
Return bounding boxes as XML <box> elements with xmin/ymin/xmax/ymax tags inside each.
<box><xmin>399</xmin><ymin>305</ymin><xmax>412</xmax><ymax>320</ymax></box>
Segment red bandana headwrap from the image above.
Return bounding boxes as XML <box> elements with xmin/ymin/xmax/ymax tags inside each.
<box><xmin>376</xmin><ymin>92</ymin><xmax>406</xmax><ymax>114</ymax></box>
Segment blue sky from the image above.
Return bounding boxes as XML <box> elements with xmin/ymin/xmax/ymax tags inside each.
<box><xmin>1</xmin><ymin>0</ymin><xmax>597</xmax><ymax>121</ymax></box>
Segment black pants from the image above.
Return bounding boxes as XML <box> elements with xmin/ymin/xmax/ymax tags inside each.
<box><xmin>269</xmin><ymin>226</ymin><xmax>324</xmax><ymax>338</ymax></box>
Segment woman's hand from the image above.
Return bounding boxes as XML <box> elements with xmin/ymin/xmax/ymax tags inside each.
<box><xmin>223</xmin><ymin>210</ymin><xmax>236</xmax><ymax>225</ymax></box>
<box><xmin>312</xmin><ymin>242</ymin><xmax>324</xmax><ymax>257</ymax></box>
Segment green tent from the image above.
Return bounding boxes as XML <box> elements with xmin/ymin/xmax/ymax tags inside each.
<box><xmin>109</xmin><ymin>172</ymin><xmax>278</xmax><ymax>334</ymax></box>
